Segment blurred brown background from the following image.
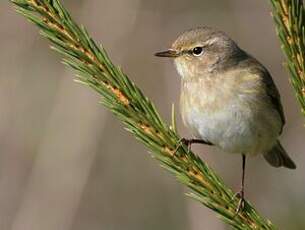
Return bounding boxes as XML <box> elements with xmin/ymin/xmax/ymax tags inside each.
<box><xmin>0</xmin><ymin>1</ymin><xmax>304</xmax><ymax>229</ymax></box>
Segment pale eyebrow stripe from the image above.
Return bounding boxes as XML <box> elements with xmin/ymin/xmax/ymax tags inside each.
<box><xmin>204</xmin><ymin>37</ymin><xmax>219</xmax><ymax>46</ymax></box>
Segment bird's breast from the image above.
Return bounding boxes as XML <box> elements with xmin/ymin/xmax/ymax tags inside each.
<box><xmin>180</xmin><ymin>75</ymin><xmax>238</xmax><ymax>120</ymax></box>
<box><xmin>180</xmin><ymin>73</ymin><xmax>282</xmax><ymax>155</ymax></box>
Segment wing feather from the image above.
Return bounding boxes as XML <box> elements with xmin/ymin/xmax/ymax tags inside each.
<box><xmin>237</xmin><ymin>55</ymin><xmax>285</xmax><ymax>133</ymax></box>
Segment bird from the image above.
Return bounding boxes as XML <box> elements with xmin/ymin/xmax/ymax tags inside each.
<box><xmin>155</xmin><ymin>26</ymin><xmax>296</xmax><ymax>212</ymax></box>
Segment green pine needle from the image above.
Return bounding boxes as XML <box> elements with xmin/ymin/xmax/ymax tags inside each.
<box><xmin>270</xmin><ymin>0</ymin><xmax>305</xmax><ymax>116</ymax></box>
<box><xmin>10</xmin><ymin>0</ymin><xmax>276</xmax><ymax>229</ymax></box>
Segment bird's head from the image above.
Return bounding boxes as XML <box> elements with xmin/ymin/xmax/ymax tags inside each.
<box><xmin>155</xmin><ymin>27</ymin><xmax>241</xmax><ymax>79</ymax></box>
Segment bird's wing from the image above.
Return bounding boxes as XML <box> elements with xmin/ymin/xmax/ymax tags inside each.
<box><xmin>239</xmin><ymin>56</ymin><xmax>285</xmax><ymax>133</ymax></box>
<box><xmin>261</xmin><ymin>69</ymin><xmax>286</xmax><ymax>133</ymax></box>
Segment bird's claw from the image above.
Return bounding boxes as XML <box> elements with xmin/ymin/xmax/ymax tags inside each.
<box><xmin>235</xmin><ymin>196</ymin><xmax>245</xmax><ymax>214</ymax></box>
<box><xmin>231</xmin><ymin>191</ymin><xmax>245</xmax><ymax>215</ymax></box>
<box><xmin>181</xmin><ymin>138</ymin><xmax>193</xmax><ymax>152</ymax></box>
<box><xmin>173</xmin><ymin>138</ymin><xmax>192</xmax><ymax>156</ymax></box>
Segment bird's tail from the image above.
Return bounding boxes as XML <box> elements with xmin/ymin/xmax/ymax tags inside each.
<box><xmin>263</xmin><ymin>141</ymin><xmax>296</xmax><ymax>169</ymax></box>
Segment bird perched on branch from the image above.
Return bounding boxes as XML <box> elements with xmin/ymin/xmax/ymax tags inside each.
<box><xmin>155</xmin><ymin>27</ymin><xmax>296</xmax><ymax>212</ymax></box>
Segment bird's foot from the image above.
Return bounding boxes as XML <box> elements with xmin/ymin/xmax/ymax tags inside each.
<box><xmin>231</xmin><ymin>191</ymin><xmax>245</xmax><ymax>215</ymax></box>
<box><xmin>174</xmin><ymin>138</ymin><xmax>213</xmax><ymax>156</ymax></box>
<box><xmin>181</xmin><ymin>138</ymin><xmax>193</xmax><ymax>152</ymax></box>
<box><xmin>236</xmin><ymin>195</ymin><xmax>245</xmax><ymax>215</ymax></box>
<box><xmin>173</xmin><ymin>138</ymin><xmax>192</xmax><ymax>156</ymax></box>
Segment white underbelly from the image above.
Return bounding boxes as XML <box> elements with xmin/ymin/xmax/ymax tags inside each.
<box><xmin>182</xmin><ymin>102</ymin><xmax>281</xmax><ymax>155</ymax></box>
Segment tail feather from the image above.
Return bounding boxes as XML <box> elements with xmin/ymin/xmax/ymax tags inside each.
<box><xmin>263</xmin><ymin>141</ymin><xmax>296</xmax><ymax>169</ymax></box>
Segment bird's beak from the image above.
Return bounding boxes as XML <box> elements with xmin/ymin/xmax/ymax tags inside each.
<box><xmin>154</xmin><ymin>49</ymin><xmax>179</xmax><ymax>58</ymax></box>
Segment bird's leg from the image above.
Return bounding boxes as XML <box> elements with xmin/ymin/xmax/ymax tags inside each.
<box><xmin>182</xmin><ymin>138</ymin><xmax>213</xmax><ymax>152</ymax></box>
<box><xmin>174</xmin><ymin>138</ymin><xmax>213</xmax><ymax>155</ymax></box>
<box><xmin>235</xmin><ymin>154</ymin><xmax>246</xmax><ymax>214</ymax></box>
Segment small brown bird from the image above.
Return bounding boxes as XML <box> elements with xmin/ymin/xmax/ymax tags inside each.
<box><xmin>155</xmin><ymin>27</ymin><xmax>296</xmax><ymax>211</ymax></box>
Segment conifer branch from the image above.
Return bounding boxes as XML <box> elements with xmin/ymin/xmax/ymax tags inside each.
<box><xmin>270</xmin><ymin>0</ymin><xmax>305</xmax><ymax>115</ymax></box>
<box><xmin>10</xmin><ymin>0</ymin><xmax>276</xmax><ymax>229</ymax></box>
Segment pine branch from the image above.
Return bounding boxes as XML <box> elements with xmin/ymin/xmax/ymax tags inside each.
<box><xmin>10</xmin><ymin>0</ymin><xmax>276</xmax><ymax>229</ymax></box>
<box><xmin>270</xmin><ymin>0</ymin><xmax>305</xmax><ymax>116</ymax></box>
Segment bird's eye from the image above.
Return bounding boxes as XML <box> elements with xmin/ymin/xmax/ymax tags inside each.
<box><xmin>192</xmin><ymin>47</ymin><xmax>204</xmax><ymax>56</ymax></box>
